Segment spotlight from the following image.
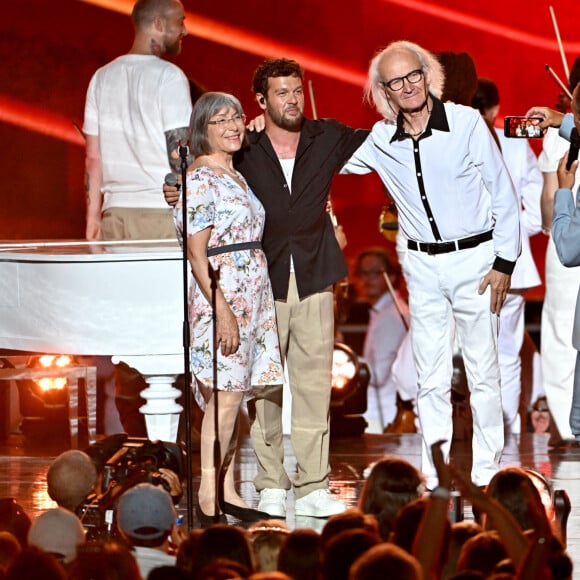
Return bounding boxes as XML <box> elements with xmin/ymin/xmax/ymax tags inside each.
<box><xmin>3</xmin><ymin>353</ymin><xmax>75</xmax><ymax>437</ymax></box>
<box><xmin>330</xmin><ymin>342</ymin><xmax>370</xmax><ymax>437</ymax></box>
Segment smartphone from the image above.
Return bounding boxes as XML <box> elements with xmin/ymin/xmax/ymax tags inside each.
<box><xmin>567</xmin><ymin>128</ymin><xmax>580</xmax><ymax>170</ymax></box>
<box><xmin>503</xmin><ymin>116</ymin><xmax>543</xmax><ymax>138</ymax></box>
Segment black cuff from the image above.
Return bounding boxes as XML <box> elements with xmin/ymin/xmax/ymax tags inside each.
<box><xmin>492</xmin><ymin>256</ymin><xmax>515</xmax><ymax>275</ymax></box>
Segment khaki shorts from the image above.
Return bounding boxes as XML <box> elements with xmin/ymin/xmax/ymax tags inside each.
<box><xmin>101</xmin><ymin>207</ymin><xmax>177</xmax><ymax>240</ymax></box>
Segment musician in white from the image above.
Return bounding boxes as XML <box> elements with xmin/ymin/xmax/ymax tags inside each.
<box><xmin>341</xmin><ymin>41</ymin><xmax>521</xmax><ymax>489</ymax></box>
<box><xmin>472</xmin><ymin>78</ymin><xmax>543</xmax><ymax>435</ymax></box>
<box><xmin>354</xmin><ymin>246</ymin><xmax>410</xmax><ymax>433</ymax></box>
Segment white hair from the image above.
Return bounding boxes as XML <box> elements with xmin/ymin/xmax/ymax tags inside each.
<box><xmin>365</xmin><ymin>40</ymin><xmax>445</xmax><ymax>122</ymax></box>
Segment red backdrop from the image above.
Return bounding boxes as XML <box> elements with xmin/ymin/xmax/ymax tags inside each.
<box><xmin>2</xmin><ymin>0</ymin><xmax>579</xmax><ymax>297</ymax></box>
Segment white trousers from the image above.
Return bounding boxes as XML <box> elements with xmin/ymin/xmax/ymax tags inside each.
<box><xmin>401</xmin><ymin>241</ymin><xmax>503</xmax><ymax>488</ymax></box>
<box><xmin>541</xmin><ymin>238</ymin><xmax>580</xmax><ymax>440</ymax></box>
<box><xmin>497</xmin><ymin>292</ymin><xmax>525</xmax><ymax>434</ymax></box>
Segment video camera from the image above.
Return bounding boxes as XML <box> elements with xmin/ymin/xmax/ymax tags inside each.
<box><xmin>77</xmin><ymin>433</ymin><xmax>184</xmax><ymax>540</ymax></box>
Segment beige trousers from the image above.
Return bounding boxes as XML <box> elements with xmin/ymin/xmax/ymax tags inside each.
<box><xmin>249</xmin><ymin>273</ymin><xmax>335</xmax><ymax>499</ymax></box>
<box><xmin>101</xmin><ymin>207</ymin><xmax>177</xmax><ymax>240</ymax></box>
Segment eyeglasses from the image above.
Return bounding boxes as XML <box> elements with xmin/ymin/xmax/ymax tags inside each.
<box><xmin>381</xmin><ymin>69</ymin><xmax>424</xmax><ymax>91</ymax></box>
<box><xmin>207</xmin><ymin>113</ymin><xmax>247</xmax><ymax>127</ymax></box>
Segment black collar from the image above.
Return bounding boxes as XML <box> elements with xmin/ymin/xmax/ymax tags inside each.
<box><xmin>390</xmin><ymin>95</ymin><xmax>450</xmax><ymax>143</ymax></box>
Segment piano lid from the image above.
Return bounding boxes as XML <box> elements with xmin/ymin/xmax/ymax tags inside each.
<box><xmin>0</xmin><ymin>239</ymin><xmax>185</xmax><ymax>356</ymax></box>
<box><xmin>0</xmin><ymin>239</ymin><xmax>181</xmax><ymax>262</ymax></box>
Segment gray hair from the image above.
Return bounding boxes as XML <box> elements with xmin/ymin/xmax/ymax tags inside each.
<box><xmin>189</xmin><ymin>92</ymin><xmax>244</xmax><ymax>156</ymax></box>
<box><xmin>365</xmin><ymin>40</ymin><xmax>445</xmax><ymax>122</ymax></box>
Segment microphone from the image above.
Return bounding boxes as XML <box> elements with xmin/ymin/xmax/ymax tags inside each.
<box><xmin>164</xmin><ymin>173</ymin><xmax>178</xmax><ymax>188</ymax></box>
<box><xmin>178</xmin><ymin>142</ymin><xmax>190</xmax><ymax>169</ymax></box>
<box><xmin>566</xmin><ymin>127</ymin><xmax>580</xmax><ymax>170</ymax></box>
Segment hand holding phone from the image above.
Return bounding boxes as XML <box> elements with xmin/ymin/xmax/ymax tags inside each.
<box><xmin>503</xmin><ymin>116</ymin><xmax>544</xmax><ymax>138</ymax></box>
<box><xmin>566</xmin><ymin>128</ymin><xmax>580</xmax><ymax>170</ymax></box>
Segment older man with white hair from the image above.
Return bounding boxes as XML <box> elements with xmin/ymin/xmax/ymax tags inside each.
<box><xmin>341</xmin><ymin>40</ymin><xmax>521</xmax><ymax>489</ymax></box>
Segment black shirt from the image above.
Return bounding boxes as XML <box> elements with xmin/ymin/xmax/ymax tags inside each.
<box><xmin>234</xmin><ymin>118</ymin><xmax>368</xmax><ymax>300</ymax></box>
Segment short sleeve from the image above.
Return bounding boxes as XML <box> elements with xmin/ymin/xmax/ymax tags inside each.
<box><xmin>174</xmin><ymin>169</ymin><xmax>216</xmax><ymax>239</ymax></box>
<box><xmin>159</xmin><ymin>65</ymin><xmax>192</xmax><ymax>132</ymax></box>
<box><xmin>83</xmin><ymin>73</ymin><xmax>99</xmax><ymax>137</ymax></box>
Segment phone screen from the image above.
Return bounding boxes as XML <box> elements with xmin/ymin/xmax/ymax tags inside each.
<box><xmin>503</xmin><ymin>116</ymin><xmax>543</xmax><ymax>138</ymax></box>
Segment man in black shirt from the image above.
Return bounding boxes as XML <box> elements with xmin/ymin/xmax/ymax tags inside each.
<box><xmin>236</xmin><ymin>59</ymin><xmax>368</xmax><ymax>519</ymax></box>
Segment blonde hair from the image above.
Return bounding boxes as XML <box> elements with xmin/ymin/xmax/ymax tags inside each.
<box><xmin>365</xmin><ymin>40</ymin><xmax>445</xmax><ymax>121</ymax></box>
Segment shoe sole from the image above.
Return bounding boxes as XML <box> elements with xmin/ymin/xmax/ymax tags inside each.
<box><xmin>294</xmin><ymin>506</ymin><xmax>346</xmax><ymax>518</ymax></box>
<box><xmin>258</xmin><ymin>504</ymin><xmax>287</xmax><ymax>519</ymax></box>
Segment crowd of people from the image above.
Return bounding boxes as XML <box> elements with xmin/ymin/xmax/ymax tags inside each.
<box><xmin>7</xmin><ymin>0</ymin><xmax>580</xmax><ymax>576</ymax></box>
<box><xmin>0</xmin><ymin>443</ymin><xmax>573</xmax><ymax>579</ymax></box>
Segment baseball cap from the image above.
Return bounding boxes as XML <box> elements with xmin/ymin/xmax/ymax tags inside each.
<box><xmin>116</xmin><ymin>483</ymin><xmax>176</xmax><ymax>541</ymax></box>
<box><xmin>28</xmin><ymin>507</ymin><xmax>86</xmax><ymax>563</ymax></box>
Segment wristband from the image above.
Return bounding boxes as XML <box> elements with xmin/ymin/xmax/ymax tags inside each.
<box><xmin>430</xmin><ymin>486</ymin><xmax>451</xmax><ymax>500</ymax></box>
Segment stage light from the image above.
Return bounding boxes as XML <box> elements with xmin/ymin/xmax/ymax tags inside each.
<box><xmin>330</xmin><ymin>343</ymin><xmax>370</xmax><ymax>437</ymax></box>
<box><xmin>32</xmin><ymin>354</ymin><xmax>73</xmax><ymax>393</ymax></box>
<box><xmin>1</xmin><ymin>353</ymin><xmax>75</xmax><ymax>437</ymax></box>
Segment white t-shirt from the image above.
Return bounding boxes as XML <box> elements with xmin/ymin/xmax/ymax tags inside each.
<box><xmin>83</xmin><ymin>54</ymin><xmax>192</xmax><ymax>210</ymax></box>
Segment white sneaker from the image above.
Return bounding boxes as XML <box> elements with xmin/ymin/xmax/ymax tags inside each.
<box><xmin>258</xmin><ymin>488</ymin><xmax>287</xmax><ymax>518</ymax></box>
<box><xmin>294</xmin><ymin>488</ymin><xmax>347</xmax><ymax>518</ymax></box>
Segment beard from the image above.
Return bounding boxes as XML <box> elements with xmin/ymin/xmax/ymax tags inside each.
<box><xmin>269</xmin><ymin>106</ymin><xmax>303</xmax><ymax>131</ymax></box>
<box><xmin>164</xmin><ymin>37</ymin><xmax>182</xmax><ymax>56</ymax></box>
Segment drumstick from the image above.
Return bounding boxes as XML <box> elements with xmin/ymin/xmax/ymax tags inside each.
<box><xmin>549</xmin><ymin>6</ymin><xmax>569</xmax><ymax>82</ymax></box>
<box><xmin>545</xmin><ymin>64</ymin><xmax>573</xmax><ymax>100</ymax></box>
<box><xmin>382</xmin><ymin>272</ymin><xmax>409</xmax><ymax>332</ymax></box>
<box><xmin>309</xmin><ymin>79</ymin><xmax>338</xmax><ymax>226</ymax></box>
<box><xmin>308</xmin><ymin>80</ymin><xmax>318</xmax><ymax>121</ymax></box>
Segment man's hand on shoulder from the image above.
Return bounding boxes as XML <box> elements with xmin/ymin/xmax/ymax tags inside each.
<box><xmin>246</xmin><ymin>114</ymin><xmax>265</xmax><ymax>133</ymax></box>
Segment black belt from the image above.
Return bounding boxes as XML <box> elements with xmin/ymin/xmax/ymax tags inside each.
<box><xmin>207</xmin><ymin>241</ymin><xmax>262</xmax><ymax>257</ymax></box>
<box><xmin>407</xmin><ymin>230</ymin><xmax>493</xmax><ymax>255</ymax></box>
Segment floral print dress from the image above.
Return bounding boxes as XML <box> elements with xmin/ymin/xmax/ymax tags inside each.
<box><xmin>174</xmin><ymin>166</ymin><xmax>283</xmax><ymax>408</ymax></box>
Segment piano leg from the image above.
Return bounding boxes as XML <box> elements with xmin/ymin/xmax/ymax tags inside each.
<box><xmin>112</xmin><ymin>355</ymin><xmax>184</xmax><ymax>443</ymax></box>
<box><xmin>139</xmin><ymin>374</ymin><xmax>183</xmax><ymax>442</ymax></box>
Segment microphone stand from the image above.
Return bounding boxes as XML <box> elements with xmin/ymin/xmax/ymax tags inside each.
<box><xmin>208</xmin><ymin>263</ymin><xmax>222</xmax><ymax>522</ymax></box>
<box><xmin>178</xmin><ymin>145</ymin><xmax>194</xmax><ymax>531</ymax></box>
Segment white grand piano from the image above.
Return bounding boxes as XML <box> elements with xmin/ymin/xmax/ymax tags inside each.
<box><xmin>0</xmin><ymin>239</ymin><xmax>187</xmax><ymax>442</ymax></box>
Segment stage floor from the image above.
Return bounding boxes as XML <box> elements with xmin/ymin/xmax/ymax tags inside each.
<box><xmin>1</xmin><ymin>431</ymin><xmax>579</xmax><ymax>577</ymax></box>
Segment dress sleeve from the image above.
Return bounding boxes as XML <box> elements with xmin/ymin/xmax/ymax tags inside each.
<box><xmin>174</xmin><ymin>169</ymin><xmax>216</xmax><ymax>240</ymax></box>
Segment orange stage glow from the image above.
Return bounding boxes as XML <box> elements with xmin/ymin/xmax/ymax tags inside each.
<box><xmin>0</xmin><ymin>95</ymin><xmax>85</xmax><ymax>146</ymax></box>
<box><xmin>76</xmin><ymin>0</ymin><xmax>367</xmax><ymax>87</ymax></box>
<box><xmin>381</xmin><ymin>0</ymin><xmax>580</xmax><ymax>54</ymax></box>
<box><xmin>3</xmin><ymin>0</ymin><xmax>579</xmax><ymax>143</ymax></box>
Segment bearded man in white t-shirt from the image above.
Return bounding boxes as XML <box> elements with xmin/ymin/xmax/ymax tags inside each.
<box><xmin>82</xmin><ymin>0</ymin><xmax>193</xmax><ymax>437</ymax></box>
<box><xmin>83</xmin><ymin>0</ymin><xmax>192</xmax><ymax>242</ymax></box>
